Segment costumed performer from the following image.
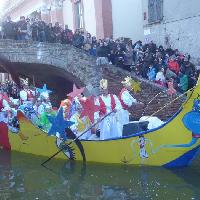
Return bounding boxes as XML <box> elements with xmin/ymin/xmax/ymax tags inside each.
<box><xmin>29</xmin><ymin>98</ymin><xmax>44</xmax><ymax>126</ymax></box>
<box><xmin>8</xmin><ymin>98</ymin><xmax>20</xmax><ymax>133</ymax></box>
<box><xmin>33</xmin><ymin>98</ymin><xmax>44</xmax><ymax>117</ymax></box>
<box><xmin>60</xmin><ymin>99</ymin><xmax>71</xmax><ymax>120</ymax></box>
<box><xmin>19</xmin><ymin>79</ymin><xmax>35</xmax><ymax>105</ymax></box>
<box><xmin>119</xmin><ymin>76</ymin><xmax>138</xmax><ymax>125</ymax></box>
<box><xmin>0</xmin><ymin>92</ymin><xmax>11</xmax><ymax>150</ymax></box>
<box><xmin>95</xmin><ymin>79</ymin><xmax>122</xmax><ymax>140</ymax></box>
<box><xmin>40</xmin><ymin>92</ymin><xmax>52</xmax><ymax>110</ymax></box>
<box><xmin>38</xmin><ymin>105</ymin><xmax>56</xmax><ymax>132</ymax></box>
<box><xmin>70</xmin><ymin>97</ymin><xmax>91</xmax><ymax>140</ymax></box>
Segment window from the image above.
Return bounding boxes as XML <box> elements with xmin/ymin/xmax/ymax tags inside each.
<box><xmin>148</xmin><ymin>0</ymin><xmax>163</xmax><ymax>23</ymax></box>
<box><xmin>74</xmin><ymin>0</ymin><xmax>84</xmax><ymax>29</ymax></box>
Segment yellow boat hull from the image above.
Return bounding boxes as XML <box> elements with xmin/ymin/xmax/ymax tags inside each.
<box><xmin>8</xmin><ymin>84</ymin><xmax>200</xmax><ymax>167</ymax></box>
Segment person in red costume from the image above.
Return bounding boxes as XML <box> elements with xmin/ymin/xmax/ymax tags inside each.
<box><xmin>0</xmin><ymin>92</ymin><xmax>11</xmax><ymax>150</ymax></box>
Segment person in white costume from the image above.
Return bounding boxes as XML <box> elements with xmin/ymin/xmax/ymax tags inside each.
<box><xmin>40</xmin><ymin>92</ymin><xmax>52</xmax><ymax>110</ymax></box>
<box><xmin>33</xmin><ymin>98</ymin><xmax>44</xmax><ymax>117</ymax></box>
<box><xmin>95</xmin><ymin>79</ymin><xmax>122</xmax><ymax>140</ymax></box>
<box><xmin>19</xmin><ymin>80</ymin><xmax>34</xmax><ymax>105</ymax></box>
<box><xmin>119</xmin><ymin>76</ymin><xmax>138</xmax><ymax>126</ymax></box>
<box><xmin>19</xmin><ymin>88</ymin><xmax>28</xmax><ymax>104</ymax></box>
<box><xmin>117</xmin><ymin>76</ymin><xmax>145</xmax><ymax>137</ymax></box>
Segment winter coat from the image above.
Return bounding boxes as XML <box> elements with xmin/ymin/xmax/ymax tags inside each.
<box><xmin>179</xmin><ymin>75</ymin><xmax>188</xmax><ymax>92</ymax></box>
<box><xmin>168</xmin><ymin>60</ymin><xmax>180</xmax><ymax>74</ymax></box>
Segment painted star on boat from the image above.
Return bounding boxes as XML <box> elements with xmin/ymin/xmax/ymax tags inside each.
<box><xmin>48</xmin><ymin>107</ymin><xmax>74</xmax><ymax>139</ymax></box>
<box><xmin>67</xmin><ymin>84</ymin><xmax>85</xmax><ymax>99</ymax></box>
<box><xmin>37</xmin><ymin>84</ymin><xmax>52</xmax><ymax>94</ymax></box>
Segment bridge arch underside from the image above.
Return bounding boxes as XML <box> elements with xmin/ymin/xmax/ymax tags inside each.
<box><xmin>3</xmin><ymin>62</ymin><xmax>84</xmax><ymax>106</ymax></box>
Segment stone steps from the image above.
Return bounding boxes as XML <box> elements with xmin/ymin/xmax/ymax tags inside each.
<box><xmin>101</xmin><ymin>66</ymin><xmax>183</xmax><ymax>120</ymax></box>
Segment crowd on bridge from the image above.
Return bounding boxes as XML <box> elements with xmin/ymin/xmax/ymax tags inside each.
<box><xmin>0</xmin><ymin>15</ymin><xmax>199</xmax><ymax>97</ymax></box>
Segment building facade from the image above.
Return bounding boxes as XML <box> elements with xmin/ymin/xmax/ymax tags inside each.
<box><xmin>142</xmin><ymin>0</ymin><xmax>200</xmax><ymax>63</ymax></box>
<box><xmin>2</xmin><ymin>0</ymin><xmax>144</xmax><ymax>41</ymax></box>
<box><xmin>2</xmin><ymin>0</ymin><xmax>200</xmax><ymax>63</ymax></box>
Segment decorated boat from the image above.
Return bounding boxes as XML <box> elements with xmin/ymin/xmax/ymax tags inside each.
<box><xmin>6</xmin><ymin>78</ymin><xmax>200</xmax><ymax>167</ymax></box>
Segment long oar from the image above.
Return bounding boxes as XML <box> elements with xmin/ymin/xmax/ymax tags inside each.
<box><xmin>141</xmin><ymin>91</ymin><xmax>162</xmax><ymax>116</ymax></box>
<box><xmin>41</xmin><ymin>110</ymin><xmax>114</xmax><ymax>165</ymax></box>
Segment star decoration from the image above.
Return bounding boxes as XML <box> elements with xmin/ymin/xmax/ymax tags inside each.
<box><xmin>80</xmin><ymin>96</ymin><xmax>99</xmax><ymax>123</ymax></box>
<box><xmin>37</xmin><ymin>84</ymin><xmax>52</xmax><ymax>95</ymax></box>
<box><xmin>48</xmin><ymin>107</ymin><xmax>74</xmax><ymax>140</ymax></box>
<box><xmin>67</xmin><ymin>84</ymin><xmax>85</xmax><ymax>99</ymax></box>
<box><xmin>131</xmin><ymin>80</ymin><xmax>141</xmax><ymax>93</ymax></box>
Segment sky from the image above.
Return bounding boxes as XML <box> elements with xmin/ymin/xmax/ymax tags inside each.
<box><xmin>0</xmin><ymin>0</ymin><xmax>8</xmax><ymax>17</ymax></box>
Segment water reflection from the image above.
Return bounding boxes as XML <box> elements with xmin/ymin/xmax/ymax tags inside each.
<box><xmin>0</xmin><ymin>150</ymin><xmax>200</xmax><ymax>200</ymax></box>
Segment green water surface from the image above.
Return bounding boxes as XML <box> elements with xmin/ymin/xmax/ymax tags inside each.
<box><xmin>0</xmin><ymin>150</ymin><xmax>200</xmax><ymax>200</ymax></box>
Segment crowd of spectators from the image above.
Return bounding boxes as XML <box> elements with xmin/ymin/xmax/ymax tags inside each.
<box><xmin>0</xmin><ymin>80</ymin><xmax>20</xmax><ymax>99</ymax></box>
<box><xmin>88</xmin><ymin>37</ymin><xmax>198</xmax><ymax>95</ymax></box>
<box><xmin>1</xmin><ymin>16</ymin><xmax>77</xmax><ymax>44</ymax></box>
<box><xmin>1</xmin><ymin>16</ymin><xmax>199</xmax><ymax>96</ymax></box>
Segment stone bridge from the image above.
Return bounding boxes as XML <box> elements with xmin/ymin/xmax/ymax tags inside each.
<box><xmin>0</xmin><ymin>39</ymin><xmax>103</xmax><ymax>104</ymax></box>
<box><xmin>0</xmin><ymin>39</ymin><xmax>183</xmax><ymax>120</ymax></box>
<box><xmin>0</xmin><ymin>40</ymin><xmax>101</xmax><ymax>86</ymax></box>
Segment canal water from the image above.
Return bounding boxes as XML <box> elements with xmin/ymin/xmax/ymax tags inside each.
<box><xmin>0</xmin><ymin>150</ymin><xmax>200</xmax><ymax>200</ymax></box>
